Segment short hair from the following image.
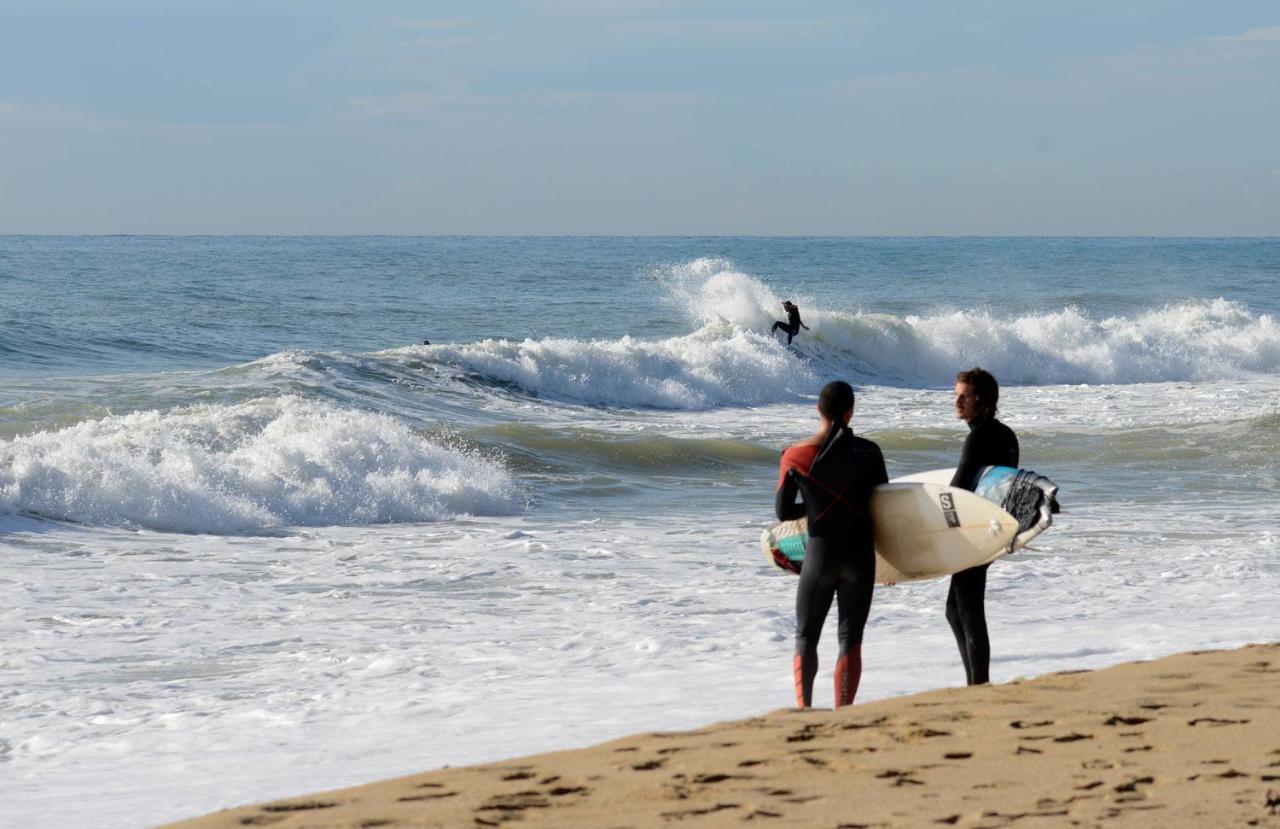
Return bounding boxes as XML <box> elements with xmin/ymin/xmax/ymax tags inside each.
<box><xmin>818</xmin><ymin>381</ymin><xmax>855</xmax><ymax>420</ymax></box>
<box><xmin>956</xmin><ymin>367</ymin><xmax>999</xmax><ymax>416</ymax></box>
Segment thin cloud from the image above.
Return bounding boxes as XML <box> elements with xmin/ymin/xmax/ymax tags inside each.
<box><xmin>1211</xmin><ymin>25</ymin><xmax>1280</xmax><ymax>43</ymax></box>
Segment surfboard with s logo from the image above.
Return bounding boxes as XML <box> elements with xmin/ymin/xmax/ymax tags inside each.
<box><xmin>763</xmin><ymin>467</ymin><xmax>1059</xmax><ymax>584</ymax></box>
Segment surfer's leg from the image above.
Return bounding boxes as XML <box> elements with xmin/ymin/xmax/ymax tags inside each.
<box><xmin>947</xmin><ymin>564</ymin><xmax>991</xmax><ymax>685</ymax></box>
<box><xmin>794</xmin><ymin>542</ymin><xmax>836</xmax><ymax>708</ymax></box>
<box><xmin>945</xmin><ymin>577</ymin><xmax>973</xmax><ymax>683</ymax></box>
<box><xmin>833</xmin><ymin>560</ymin><xmax>874</xmax><ymax>707</ymax></box>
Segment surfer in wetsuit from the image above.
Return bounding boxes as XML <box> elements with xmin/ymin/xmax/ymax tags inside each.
<box><xmin>947</xmin><ymin>367</ymin><xmax>1018</xmax><ymax>686</ymax></box>
<box><xmin>771</xmin><ymin>301</ymin><xmax>809</xmax><ymax>345</ymax></box>
<box><xmin>776</xmin><ymin>381</ymin><xmax>888</xmax><ymax>708</ymax></box>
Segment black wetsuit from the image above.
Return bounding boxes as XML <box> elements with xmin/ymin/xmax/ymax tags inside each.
<box><xmin>771</xmin><ymin>306</ymin><xmax>805</xmax><ymax>345</ymax></box>
<box><xmin>776</xmin><ymin>425</ymin><xmax>888</xmax><ymax>707</ymax></box>
<box><xmin>947</xmin><ymin>415</ymin><xmax>1019</xmax><ymax>686</ymax></box>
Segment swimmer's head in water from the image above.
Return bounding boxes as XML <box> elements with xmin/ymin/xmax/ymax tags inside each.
<box><xmin>818</xmin><ymin>380</ymin><xmax>855</xmax><ymax>424</ymax></box>
<box><xmin>955</xmin><ymin>367</ymin><xmax>998</xmax><ymax>420</ymax></box>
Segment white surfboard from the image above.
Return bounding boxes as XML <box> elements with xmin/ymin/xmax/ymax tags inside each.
<box><xmin>761</xmin><ymin>483</ymin><xmax>1016</xmax><ymax>584</ymax></box>
<box><xmin>893</xmin><ymin>467</ymin><xmax>1058</xmax><ymax>551</ymax></box>
<box><xmin>762</xmin><ymin>466</ymin><xmax>1058</xmax><ymax>583</ymax></box>
<box><xmin>868</xmin><ymin>482</ymin><xmax>1016</xmax><ymax>582</ymax></box>
<box><xmin>892</xmin><ymin>468</ymin><xmax>954</xmax><ymax>485</ymax></box>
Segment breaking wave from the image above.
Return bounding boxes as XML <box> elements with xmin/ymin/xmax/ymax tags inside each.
<box><xmin>0</xmin><ymin>397</ymin><xmax>521</xmax><ymax>533</ymax></box>
<box><xmin>402</xmin><ymin>259</ymin><xmax>1280</xmax><ymax>405</ymax></box>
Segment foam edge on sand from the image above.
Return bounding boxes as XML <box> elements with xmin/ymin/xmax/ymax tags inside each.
<box><xmin>162</xmin><ymin>643</ymin><xmax>1280</xmax><ymax>829</ymax></box>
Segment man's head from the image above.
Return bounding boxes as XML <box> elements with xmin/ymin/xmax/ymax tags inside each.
<box><xmin>818</xmin><ymin>380</ymin><xmax>855</xmax><ymax>425</ymax></box>
<box><xmin>954</xmin><ymin>367</ymin><xmax>998</xmax><ymax>422</ymax></box>
<box><xmin>783</xmin><ymin>300</ymin><xmax>795</xmax><ymax>310</ymax></box>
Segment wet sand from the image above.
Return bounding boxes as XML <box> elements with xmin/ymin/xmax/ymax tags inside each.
<box><xmin>163</xmin><ymin>644</ymin><xmax>1280</xmax><ymax>828</ymax></box>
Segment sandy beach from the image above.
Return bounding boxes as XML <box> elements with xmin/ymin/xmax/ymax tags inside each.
<box><xmin>164</xmin><ymin>643</ymin><xmax>1280</xmax><ymax>828</ymax></box>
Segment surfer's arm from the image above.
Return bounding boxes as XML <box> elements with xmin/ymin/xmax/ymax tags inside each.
<box><xmin>775</xmin><ymin>469</ymin><xmax>805</xmax><ymax>521</ymax></box>
<box><xmin>950</xmin><ymin>431</ymin><xmax>981</xmax><ymax>491</ymax></box>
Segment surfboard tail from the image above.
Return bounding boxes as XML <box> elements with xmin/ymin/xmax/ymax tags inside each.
<box><xmin>999</xmin><ymin>470</ymin><xmax>1059</xmax><ymax>550</ymax></box>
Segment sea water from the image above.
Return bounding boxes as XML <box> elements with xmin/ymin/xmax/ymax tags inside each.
<box><xmin>2</xmin><ymin>237</ymin><xmax>1278</xmax><ymax>828</ymax></box>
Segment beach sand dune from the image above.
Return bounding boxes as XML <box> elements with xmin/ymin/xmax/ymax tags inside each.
<box><xmin>165</xmin><ymin>644</ymin><xmax>1280</xmax><ymax>828</ymax></box>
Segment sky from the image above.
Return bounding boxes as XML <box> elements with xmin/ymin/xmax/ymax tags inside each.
<box><xmin>0</xmin><ymin>1</ymin><xmax>1277</xmax><ymax>235</ymax></box>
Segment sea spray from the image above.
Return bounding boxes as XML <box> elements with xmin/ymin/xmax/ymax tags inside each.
<box><xmin>652</xmin><ymin>256</ymin><xmax>800</xmax><ymax>332</ymax></box>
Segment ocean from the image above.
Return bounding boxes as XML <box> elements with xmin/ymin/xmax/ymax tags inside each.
<box><xmin>3</xmin><ymin>236</ymin><xmax>1279</xmax><ymax>827</ymax></box>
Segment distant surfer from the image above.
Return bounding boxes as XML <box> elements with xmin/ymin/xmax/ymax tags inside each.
<box><xmin>771</xmin><ymin>300</ymin><xmax>809</xmax><ymax>345</ymax></box>
<box><xmin>947</xmin><ymin>367</ymin><xmax>1019</xmax><ymax>686</ymax></box>
<box><xmin>775</xmin><ymin>381</ymin><xmax>888</xmax><ymax>708</ymax></box>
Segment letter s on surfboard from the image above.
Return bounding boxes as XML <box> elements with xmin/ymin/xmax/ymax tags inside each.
<box><xmin>939</xmin><ymin>492</ymin><xmax>961</xmax><ymax>528</ymax></box>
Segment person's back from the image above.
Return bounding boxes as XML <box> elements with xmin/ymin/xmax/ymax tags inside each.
<box><xmin>775</xmin><ymin>381</ymin><xmax>887</xmax><ymax>708</ymax></box>
<box><xmin>784</xmin><ymin>427</ymin><xmax>883</xmax><ymax>547</ymax></box>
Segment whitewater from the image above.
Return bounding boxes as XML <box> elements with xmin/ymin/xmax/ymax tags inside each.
<box><xmin>2</xmin><ymin>236</ymin><xmax>1278</xmax><ymax>828</ymax></box>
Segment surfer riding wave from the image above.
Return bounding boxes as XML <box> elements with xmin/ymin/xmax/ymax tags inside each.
<box><xmin>771</xmin><ymin>300</ymin><xmax>809</xmax><ymax>345</ymax></box>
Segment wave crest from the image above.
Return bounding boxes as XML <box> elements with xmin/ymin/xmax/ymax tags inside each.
<box><xmin>0</xmin><ymin>397</ymin><xmax>521</xmax><ymax>533</ymax></box>
<box><xmin>416</xmin><ymin>326</ymin><xmax>814</xmax><ymax>409</ymax></box>
<box><xmin>809</xmin><ymin>298</ymin><xmax>1280</xmax><ymax>385</ymax></box>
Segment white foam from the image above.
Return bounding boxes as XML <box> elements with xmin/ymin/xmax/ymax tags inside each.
<box><xmin>416</xmin><ymin>263</ymin><xmax>1280</xmax><ymax>408</ymax></box>
<box><xmin>655</xmin><ymin>257</ymin><xmax>794</xmax><ymax>332</ymax></box>
<box><xmin>813</xmin><ymin>298</ymin><xmax>1280</xmax><ymax>385</ymax></box>
<box><xmin>420</xmin><ymin>326</ymin><xmax>813</xmax><ymax>409</ymax></box>
<box><xmin>0</xmin><ymin>397</ymin><xmax>521</xmax><ymax>533</ymax></box>
<box><xmin>653</xmin><ymin>260</ymin><xmax>1280</xmax><ymax>384</ymax></box>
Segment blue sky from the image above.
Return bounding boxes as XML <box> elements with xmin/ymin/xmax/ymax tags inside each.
<box><xmin>1</xmin><ymin>1</ymin><xmax>1277</xmax><ymax>234</ymax></box>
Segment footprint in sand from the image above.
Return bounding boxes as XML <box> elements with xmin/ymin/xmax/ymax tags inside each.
<box><xmin>876</xmin><ymin>769</ymin><xmax>925</xmax><ymax>786</ymax></box>
<box><xmin>1113</xmin><ymin>776</ymin><xmax>1154</xmax><ymax>794</ymax></box>
<box><xmin>475</xmin><ymin>790</ymin><xmax>551</xmax><ymax>822</ymax></box>
<box><xmin>260</xmin><ymin>801</ymin><xmax>337</xmax><ymax>813</ymax></box>
<box><xmin>660</xmin><ymin>802</ymin><xmax>740</xmax><ymax>820</ymax></box>
<box><xmin>1053</xmin><ymin>732</ymin><xmax>1094</xmax><ymax>743</ymax></box>
<box><xmin>1188</xmin><ymin>717</ymin><xmax>1250</xmax><ymax>726</ymax></box>
<box><xmin>1104</xmin><ymin>715</ymin><xmax>1151</xmax><ymax>726</ymax></box>
<box><xmin>501</xmin><ymin>770</ymin><xmax>536</xmax><ymax>781</ymax></box>
<box><xmin>397</xmin><ymin>789</ymin><xmax>458</xmax><ymax>802</ymax></box>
